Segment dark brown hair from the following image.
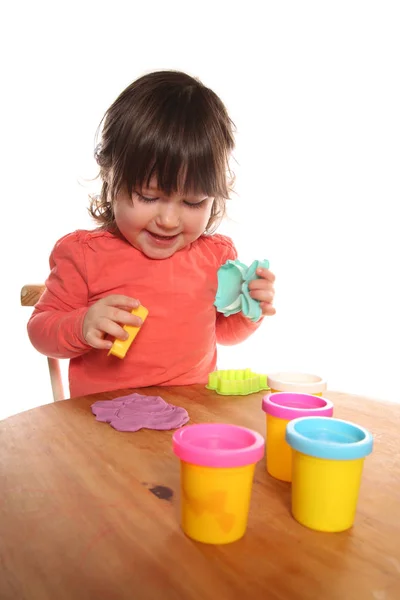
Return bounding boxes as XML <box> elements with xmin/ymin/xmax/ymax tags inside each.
<box><xmin>89</xmin><ymin>70</ymin><xmax>235</xmax><ymax>233</ymax></box>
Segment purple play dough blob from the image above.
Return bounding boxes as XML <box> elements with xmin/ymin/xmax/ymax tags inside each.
<box><xmin>91</xmin><ymin>393</ymin><xmax>189</xmax><ymax>432</ymax></box>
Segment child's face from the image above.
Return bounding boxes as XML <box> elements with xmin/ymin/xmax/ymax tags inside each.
<box><xmin>113</xmin><ymin>181</ymin><xmax>215</xmax><ymax>259</ymax></box>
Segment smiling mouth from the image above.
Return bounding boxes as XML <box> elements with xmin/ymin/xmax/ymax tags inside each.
<box><xmin>147</xmin><ymin>231</ymin><xmax>179</xmax><ymax>240</ymax></box>
<box><xmin>146</xmin><ymin>231</ymin><xmax>181</xmax><ymax>246</ymax></box>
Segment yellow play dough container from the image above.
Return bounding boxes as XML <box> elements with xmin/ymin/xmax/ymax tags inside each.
<box><xmin>286</xmin><ymin>416</ymin><xmax>373</xmax><ymax>532</ymax></box>
<box><xmin>172</xmin><ymin>423</ymin><xmax>264</xmax><ymax>544</ymax></box>
<box><xmin>262</xmin><ymin>392</ymin><xmax>334</xmax><ymax>482</ymax></box>
<box><xmin>267</xmin><ymin>372</ymin><xmax>327</xmax><ymax>396</ymax></box>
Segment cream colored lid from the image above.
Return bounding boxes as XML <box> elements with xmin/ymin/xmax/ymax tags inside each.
<box><xmin>267</xmin><ymin>372</ymin><xmax>327</xmax><ymax>394</ymax></box>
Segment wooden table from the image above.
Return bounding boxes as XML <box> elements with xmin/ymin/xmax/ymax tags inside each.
<box><xmin>1</xmin><ymin>386</ymin><xmax>399</xmax><ymax>600</ymax></box>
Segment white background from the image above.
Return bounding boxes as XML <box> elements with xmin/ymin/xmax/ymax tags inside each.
<box><xmin>1</xmin><ymin>1</ymin><xmax>399</xmax><ymax>419</ymax></box>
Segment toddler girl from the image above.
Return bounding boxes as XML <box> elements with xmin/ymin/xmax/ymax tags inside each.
<box><xmin>28</xmin><ymin>70</ymin><xmax>276</xmax><ymax>397</ymax></box>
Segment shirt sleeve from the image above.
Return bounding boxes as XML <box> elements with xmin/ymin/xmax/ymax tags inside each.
<box><xmin>27</xmin><ymin>232</ymin><xmax>92</xmax><ymax>359</ymax></box>
<box><xmin>213</xmin><ymin>235</ymin><xmax>264</xmax><ymax>345</ymax></box>
<box><xmin>216</xmin><ymin>312</ymin><xmax>263</xmax><ymax>345</ymax></box>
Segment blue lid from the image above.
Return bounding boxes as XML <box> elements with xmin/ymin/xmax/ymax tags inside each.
<box><xmin>285</xmin><ymin>416</ymin><xmax>373</xmax><ymax>460</ymax></box>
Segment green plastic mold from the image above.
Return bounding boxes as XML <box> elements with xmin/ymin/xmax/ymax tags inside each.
<box><xmin>206</xmin><ymin>369</ymin><xmax>270</xmax><ymax>396</ymax></box>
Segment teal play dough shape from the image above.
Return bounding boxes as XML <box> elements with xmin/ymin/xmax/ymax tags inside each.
<box><xmin>215</xmin><ymin>259</ymin><xmax>270</xmax><ymax>322</ymax></box>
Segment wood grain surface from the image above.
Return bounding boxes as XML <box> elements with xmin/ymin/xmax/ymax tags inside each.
<box><xmin>0</xmin><ymin>386</ymin><xmax>399</xmax><ymax>600</ymax></box>
<box><xmin>20</xmin><ymin>284</ymin><xmax>46</xmax><ymax>307</ymax></box>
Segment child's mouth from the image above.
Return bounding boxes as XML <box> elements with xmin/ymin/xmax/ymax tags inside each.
<box><xmin>146</xmin><ymin>231</ymin><xmax>179</xmax><ymax>245</ymax></box>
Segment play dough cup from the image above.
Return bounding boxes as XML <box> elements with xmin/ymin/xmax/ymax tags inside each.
<box><xmin>267</xmin><ymin>372</ymin><xmax>327</xmax><ymax>396</ymax></box>
<box><xmin>286</xmin><ymin>417</ymin><xmax>373</xmax><ymax>532</ymax></box>
<box><xmin>172</xmin><ymin>423</ymin><xmax>264</xmax><ymax>544</ymax></box>
<box><xmin>262</xmin><ymin>393</ymin><xmax>333</xmax><ymax>482</ymax></box>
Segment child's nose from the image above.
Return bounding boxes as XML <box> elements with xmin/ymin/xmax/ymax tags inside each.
<box><xmin>156</xmin><ymin>203</ymin><xmax>181</xmax><ymax>229</ymax></box>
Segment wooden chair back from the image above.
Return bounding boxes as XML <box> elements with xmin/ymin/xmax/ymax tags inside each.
<box><xmin>21</xmin><ymin>285</ymin><xmax>65</xmax><ymax>402</ymax></box>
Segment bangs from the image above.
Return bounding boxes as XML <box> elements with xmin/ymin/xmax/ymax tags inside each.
<box><xmin>113</xmin><ymin>81</ymin><xmax>234</xmax><ymax>199</ymax></box>
<box><xmin>124</xmin><ymin>145</ymin><xmax>230</xmax><ymax>200</ymax></box>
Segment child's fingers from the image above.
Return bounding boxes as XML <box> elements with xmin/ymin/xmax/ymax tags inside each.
<box><xmin>101</xmin><ymin>295</ymin><xmax>141</xmax><ymax>309</ymax></box>
<box><xmin>261</xmin><ymin>302</ymin><xmax>276</xmax><ymax>316</ymax></box>
<box><xmin>97</xmin><ymin>318</ymin><xmax>132</xmax><ymax>341</ymax></box>
<box><xmin>107</xmin><ymin>307</ymin><xmax>144</xmax><ymax>327</ymax></box>
<box><xmin>85</xmin><ymin>330</ymin><xmax>113</xmax><ymax>350</ymax></box>
<box><xmin>249</xmin><ymin>288</ymin><xmax>275</xmax><ymax>304</ymax></box>
<box><xmin>256</xmin><ymin>268</ymin><xmax>276</xmax><ymax>282</ymax></box>
<box><xmin>248</xmin><ymin>279</ymin><xmax>275</xmax><ymax>292</ymax></box>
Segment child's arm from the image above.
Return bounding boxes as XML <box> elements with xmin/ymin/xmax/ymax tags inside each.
<box><xmin>27</xmin><ymin>233</ymin><xmax>93</xmax><ymax>359</ymax></box>
<box><xmin>216</xmin><ymin>311</ymin><xmax>263</xmax><ymax>346</ymax></box>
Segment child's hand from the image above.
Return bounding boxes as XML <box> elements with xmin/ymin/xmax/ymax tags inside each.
<box><xmin>248</xmin><ymin>267</ymin><xmax>276</xmax><ymax>316</ymax></box>
<box><xmin>83</xmin><ymin>295</ymin><xmax>143</xmax><ymax>350</ymax></box>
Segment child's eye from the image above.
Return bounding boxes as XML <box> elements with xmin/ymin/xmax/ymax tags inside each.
<box><xmin>184</xmin><ymin>200</ymin><xmax>206</xmax><ymax>209</ymax></box>
<box><xmin>136</xmin><ymin>193</ymin><xmax>159</xmax><ymax>203</ymax></box>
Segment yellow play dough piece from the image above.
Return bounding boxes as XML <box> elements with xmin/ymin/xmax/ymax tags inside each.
<box><xmin>108</xmin><ymin>305</ymin><xmax>149</xmax><ymax>359</ymax></box>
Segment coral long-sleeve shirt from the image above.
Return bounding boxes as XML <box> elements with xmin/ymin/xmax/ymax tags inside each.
<box><xmin>28</xmin><ymin>230</ymin><xmax>262</xmax><ymax>397</ymax></box>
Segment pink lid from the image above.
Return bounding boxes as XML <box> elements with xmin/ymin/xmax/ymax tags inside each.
<box><xmin>261</xmin><ymin>392</ymin><xmax>334</xmax><ymax>421</ymax></box>
<box><xmin>172</xmin><ymin>423</ymin><xmax>265</xmax><ymax>468</ymax></box>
